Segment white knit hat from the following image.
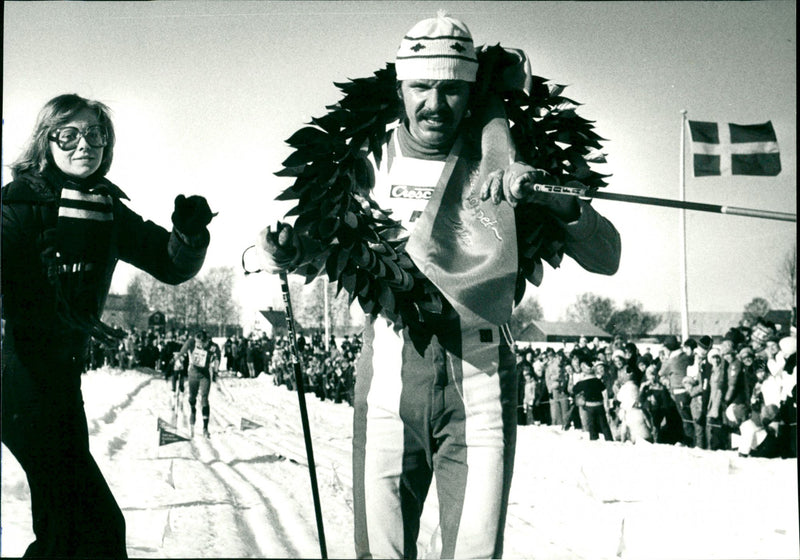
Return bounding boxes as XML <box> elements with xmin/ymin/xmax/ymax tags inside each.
<box><xmin>395</xmin><ymin>10</ymin><xmax>478</xmax><ymax>82</ymax></box>
<box><xmin>779</xmin><ymin>336</ymin><xmax>796</xmax><ymax>356</ymax></box>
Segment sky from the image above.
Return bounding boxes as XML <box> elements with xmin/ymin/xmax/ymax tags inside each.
<box><xmin>3</xmin><ymin>1</ymin><xmax>796</xmax><ymax>322</ymax></box>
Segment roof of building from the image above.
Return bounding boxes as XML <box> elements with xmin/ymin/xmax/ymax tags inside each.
<box><xmin>258</xmin><ymin>308</ymin><xmax>303</xmax><ymax>330</ymax></box>
<box><xmin>519</xmin><ymin>321</ymin><xmax>611</xmax><ymax>339</ymax></box>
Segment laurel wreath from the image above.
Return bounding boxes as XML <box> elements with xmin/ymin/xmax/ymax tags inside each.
<box><xmin>275</xmin><ymin>45</ymin><xmax>609</xmax><ymax>329</ymax></box>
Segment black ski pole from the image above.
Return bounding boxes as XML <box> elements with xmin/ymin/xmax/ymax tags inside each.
<box><xmin>279</xmin><ymin>271</ymin><xmax>328</xmax><ymax>559</ymax></box>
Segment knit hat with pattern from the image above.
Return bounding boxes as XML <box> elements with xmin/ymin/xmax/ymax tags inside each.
<box><xmin>395</xmin><ymin>11</ymin><xmax>478</xmax><ymax>82</ymax></box>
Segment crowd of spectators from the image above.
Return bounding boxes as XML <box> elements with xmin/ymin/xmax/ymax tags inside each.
<box><xmin>515</xmin><ymin>317</ymin><xmax>797</xmax><ymax>459</ymax></box>
<box><xmin>85</xmin><ymin>327</ymin><xmax>174</xmax><ymax>371</ymax></box>
<box><xmin>84</xmin><ymin>317</ymin><xmax>795</xmax><ymax>460</ymax></box>
<box><xmin>221</xmin><ymin>330</ymin><xmax>362</xmax><ymax>406</ymax></box>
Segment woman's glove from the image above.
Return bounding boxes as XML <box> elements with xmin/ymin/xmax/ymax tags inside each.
<box><xmin>171</xmin><ymin>195</ymin><xmax>216</xmax><ymax>235</ymax></box>
<box><xmin>256</xmin><ymin>222</ymin><xmax>303</xmax><ymax>274</ymax></box>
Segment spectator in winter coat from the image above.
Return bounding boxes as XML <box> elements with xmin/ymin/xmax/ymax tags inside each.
<box><xmin>683</xmin><ymin>337</ymin><xmax>711</xmax><ymax>449</ymax></box>
<box><xmin>572</xmin><ymin>335</ymin><xmax>594</xmax><ymax>364</ymax></box>
<box><xmin>639</xmin><ymin>365</ymin><xmax>684</xmax><ymax>445</ymax></box>
<box><xmin>529</xmin><ymin>357</ymin><xmax>551</xmax><ymax>424</ymax></box>
<box><xmin>623</xmin><ymin>342</ymin><xmax>643</xmax><ymax>385</ymax></box>
<box><xmin>608</xmin><ymin>349</ymin><xmax>626</xmax><ymax>391</ymax></box>
<box><xmin>748</xmin><ymin>317</ymin><xmax>776</xmax><ymax>358</ymax></box>
<box><xmin>725</xmin><ymin>346</ymin><xmax>755</xmax><ymax>412</ymax></box>
<box><xmin>774</xmin><ymin>336</ymin><xmax>797</xmax><ymax>458</ymax></box>
<box><xmin>1</xmin><ymin>93</ymin><xmax>213</xmax><ymax>557</ymax></box>
<box><xmin>737</xmin><ymin>402</ymin><xmax>781</xmax><ymax>458</ymax></box>
<box><xmin>765</xmin><ymin>337</ymin><xmax>784</xmax><ymax>376</ymax></box>
<box><xmin>164</xmin><ymin>331</ymin><xmax>186</xmax><ymax>397</ymax></box>
<box><xmin>522</xmin><ymin>368</ymin><xmax>537</xmax><ymax>425</ymax></box>
<box><xmin>246</xmin><ymin>336</ymin><xmax>257</xmax><ymax>378</ymax></box>
<box><xmin>546</xmin><ymin>352</ymin><xmax>570</xmax><ymax>427</ymax></box>
<box><xmin>517</xmin><ymin>352</ymin><xmax>535</xmax><ymax>425</ymax></box>
<box><xmin>658</xmin><ymin>335</ymin><xmax>692</xmax><ymax>442</ymax></box>
<box><xmin>777</xmin><ymin>336</ymin><xmax>797</xmax><ymax>404</ymax></box>
<box><xmin>572</xmin><ymin>357</ymin><xmax>613</xmax><ymax>441</ymax></box>
<box><xmin>705</xmin><ymin>348</ymin><xmax>729</xmax><ymax>450</ymax></box>
<box><xmin>615</xmin><ymin>366</ymin><xmax>641</xmax><ymax>442</ymax></box>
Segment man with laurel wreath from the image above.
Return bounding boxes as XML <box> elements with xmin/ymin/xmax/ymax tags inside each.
<box><xmin>258</xmin><ymin>12</ymin><xmax>621</xmax><ymax>559</ymax></box>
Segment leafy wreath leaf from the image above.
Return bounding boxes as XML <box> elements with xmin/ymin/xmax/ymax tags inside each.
<box><xmin>274</xmin><ymin>45</ymin><xmax>610</xmax><ymax>329</ymax></box>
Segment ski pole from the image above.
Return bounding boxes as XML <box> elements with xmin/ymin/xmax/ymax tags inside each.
<box><xmin>530</xmin><ymin>183</ymin><xmax>796</xmax><ymax>222</ymax></box>
<box><xmin>279</xmin><ymin>271</ymin><xmax>328</xmax><ymax>559</ymax></box>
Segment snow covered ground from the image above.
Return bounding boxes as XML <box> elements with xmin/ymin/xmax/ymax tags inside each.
<box><xmin>2</xmin><ymin>366</ymin><xmax>798</xmax><ymax>559</ymax></box>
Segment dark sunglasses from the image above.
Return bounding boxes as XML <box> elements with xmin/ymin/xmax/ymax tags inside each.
<box><xmin>48</xmin><ymin>125</ymin><xmax>108</xmax><ymax>150</ymax></box>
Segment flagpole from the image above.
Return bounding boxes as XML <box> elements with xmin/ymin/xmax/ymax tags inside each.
<box><xmin>323</xmin><ymin>276</ymin><xmax>331</xmax><ymax>352</ymax></box>
<box><xmin>679</xmin><ymin>110</ymin><xmax>690</xmax><ymax>342</ymax></box>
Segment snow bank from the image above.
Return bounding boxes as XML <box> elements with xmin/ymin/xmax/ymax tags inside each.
<box><xmin>2</xmin><ymin>367</ymin><xmax>797</xmax><ymax>559</ymax></box>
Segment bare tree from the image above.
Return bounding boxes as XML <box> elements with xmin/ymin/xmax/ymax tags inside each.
<box><xmin>123</xmin><ymin>274</ymin><xmax>150</xmax><ymax>329</ymax></box>
<box><xmin>125</xmin><ymin>267</ymin><xmax>239</xmax><ymax>333</ymax></box>
<box><xmin>770</xmin><ymin>242</ymin><xmax>797</xmax><ymax>310</ymax></box>
<box><xmin>606</xmin><ymin>300</ymin><xmax>660</xmax><ymax>338</ymax></box>
<box><xmin>743</xmin><ymin>297</ymin><xmax>771</xmax><ymax>324</ymax></box>
<box><xmin>203</xmin><ymin>266</ymin><xmax>240</xmax><ymax>336</ymax></box>
<box><xmin>509</xmin><ymin>295</ymin><xmax>544</xmax><ymax>338</ymax></box>
<box><xmin>566</xmin><ymin>292</ymin><xmax>615</xmax><ymax>329</ymax></box>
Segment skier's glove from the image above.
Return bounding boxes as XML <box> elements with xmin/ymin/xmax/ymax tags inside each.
<box><xmin>256</xmin><ymin>222</ymin><xmax>303</xmax><ymax>274</ymax></box>
<box><xmin>480</xmin><ymin>162</ymin><xmax>581</xmax><ymax>221</ymax></box>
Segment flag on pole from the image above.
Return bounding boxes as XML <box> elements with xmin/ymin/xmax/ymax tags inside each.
<box><xmin>240</xmin><ymin>417</ymin><xmax>263</xmax><ymax>431</ymax></box>
<box><xmin>688</xmin><ymin>120</ymin><xmax>781</xmax><ymax>177</ymax></box>
<box><xmin>158</xmin><ymin>426</ymin><xmax>190</xmax><ymax>446</ymax></box>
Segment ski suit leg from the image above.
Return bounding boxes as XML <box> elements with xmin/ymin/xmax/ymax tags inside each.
<box><xmin>432</xmin><ymin>322</ymin><xmax>517</xmax><ymax>559</ymax></box>
<box><xmin>188</xmin><ymin>372</ymin><xmax>200</xmax><ymax>424</ymax></box>
<box><xmin>199</xmin><ymin>376</ymin><xmax>211</xmax><ymax>429</ymax></box>
<box><xmin>353</xmin><ymin>318</ymin><xmax>434</xmax><ymax>559</ymax></box>
<box><xmin>353</xmin><ymin>317</ymin><xmax>516</xmax><ymax>559</ymax></box>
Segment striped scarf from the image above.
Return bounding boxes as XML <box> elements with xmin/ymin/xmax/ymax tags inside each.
<box><xmin>41</xmin><ymin>167</ymin><xmax>126</xmax><ymax>344</ymax></box>
<box><xmin>57</xmin><ymin>182</ymin><xmax>114</xmax><ymax>262</ymax></box>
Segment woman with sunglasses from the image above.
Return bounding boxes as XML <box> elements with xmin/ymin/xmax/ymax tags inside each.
<box><xmin>1</xmin><ymin>93</ymin><xmax>215</xmax><ymax>557</ymax></box>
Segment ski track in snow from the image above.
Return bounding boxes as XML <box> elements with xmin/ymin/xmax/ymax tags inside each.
<box><xmin>2</xmin><ymin>367</ymin><xmax>798</xmax><ymax>559</ymax></box>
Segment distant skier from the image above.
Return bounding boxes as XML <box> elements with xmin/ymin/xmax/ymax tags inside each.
<box><xmin>177</xmin><ymin>329</ymin><xmax>219</xmax><ymax>437</ymax></box>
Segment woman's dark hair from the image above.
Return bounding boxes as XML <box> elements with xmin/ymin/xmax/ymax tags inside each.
<box><xmin>10</xmin><ymin>93</ymin><xmax>116</xmax><ymax>179</ymax></box>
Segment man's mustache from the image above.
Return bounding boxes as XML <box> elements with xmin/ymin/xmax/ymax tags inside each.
<box><xmin>418</xmin><ymin>109</ymin><xmax>453</xmax><ymax>121</ymax></box>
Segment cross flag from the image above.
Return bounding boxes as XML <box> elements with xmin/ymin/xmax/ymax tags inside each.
<box><xmin>688</xmin><ymin>120</ymin><xmax>781</xmax><ymax>177</ymax></box>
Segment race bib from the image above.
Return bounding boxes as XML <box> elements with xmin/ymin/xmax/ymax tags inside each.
<box><xmin>190</xmin><ymin>348</ymin><xmax>209</xmax><ymax>368</ymax></box>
